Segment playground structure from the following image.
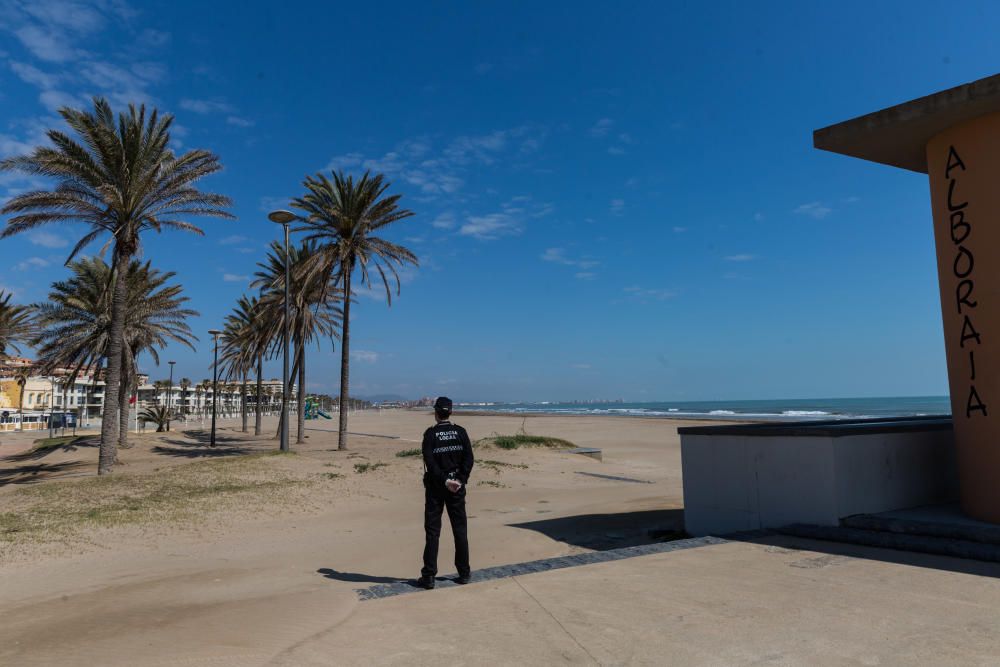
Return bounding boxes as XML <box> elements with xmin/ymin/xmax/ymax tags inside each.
<box><xmin>304</xmin><ymin>396</ymin><xmax>332</xmax><ymax>420</ymax></box>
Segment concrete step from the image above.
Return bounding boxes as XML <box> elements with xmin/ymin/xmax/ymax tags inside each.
<box><xmin>777</xmin><ymin>523</ymin><xmax>1000</xmax><ymax>563</ymax></box>
<box><xmin>842</xmin><ymin>512</ymin><xmax>1000</xmax><ymax>546</ymax></box>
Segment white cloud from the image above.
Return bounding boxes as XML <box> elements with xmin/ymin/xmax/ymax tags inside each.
<box><xmin>623</xmin><ymin>286</ymin><xmax>676</xmax><ymax>301</ymax></box>
<box><xmin>323</xmin><ymin>127</ymin><xmax>544</xmax><ymax>200</ymax></box>
<box><xmin>574</xmin><ymin>272</ymin><xmax>596</xmax><ymax>280</ymax></box>
<box><xmin>610</xmin><ymin>199</ymin><xmax>625</xmax><ymax>216</ymax></box>
<box><xmin>351</xmin><ymin>350</ymin><xmax>379</xmax><ymax>363</ymax></box>
<box><xmin>15</xmin><ymin>25</ymin><xmax>85</xmax><ymax>62</ymax></box>
<box><xmin>753</xmin><ymin>212</ymin><xmax>765</xmax><ymax>221</ymax></box>
<box><xmin>672</xmin><ymin>226</ymin><xmax>687</xmax><ymax>233</ymax></box>
<box><xmin>9</xmin><ymin>61</ymin><xmax>59</xmax><ymax>88</ymax></box>
<box><xmin>460</xmin><ymin>213</ymin><xmax>521</xmax><ymax>240</ymax></box>
<box><xmin>226</xmin><ymin>116</ymin><xmax>254</xmax><ymax>128</ymax></box>
<box><xmin>793</xmin><ymin>202</ymin><xmax>832</xmax><ymax>219</ymax></box>
<box><xmin>180</xmin><ymin>98</ymin><xmax>234</xmax><ymax>114</ymax></box>
<box><xmin>39</xmin><ymin>89</ymin><xmax>87</xmax><ymax>111</ymax></box>
<box><xmin>607</xmin><ymin>146</ymin><xmax>626</xmax><ymax>155</ymax></box>
<box><xmin>724</xmin><ymin>254</ymin><xmax>756</xmax><ymax>262</ymax></box>
<box><xmin>222</xmin><ymin>273</ymin><xmax>249</xmax><ymax>283</ymax></box>
<box><xmin>219</xmin><ymin>235</ymin><xmax>248</xmax><ymax>245</ymax></box>
<box><xmin>28</xmin><ymin>231</ymin><xmax>68</xmax><ymax>248</ymax></box>
<box><xmin>431</xmin><ymin>212</ymin><xmax>456</xmax><ymax>229</ymax></box>
<box><xmin>15</xmin><ymin>256</ymin><xmax>49</xmax><ymax>270</ymax></box>
<box><xmin>589</xmin><ymin>118</ymin><xmax>614</xmax><ymax>137</ymax></box>
<box><xmin>541</xmin><ymin>247</ymin><xmax>599</xmax><ymax>269</ymax></box>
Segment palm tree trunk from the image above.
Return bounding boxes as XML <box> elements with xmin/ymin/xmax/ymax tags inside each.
<box><xmin>337</xmin><ymin>263</ymin><xmax>352</xmax><ymax>450</ymax></box>
<box><xmin>99</xmin><ymin>262</ymin><xmax>127</xmax><ymax>474</ymax></box>
<box><xmin>118</xmin><ymin>366</ymin><xmax>131</xmax><ymax>451</ymax></box>
<box><xmin>17</xmin><ymin>383</ymin><xmax>24</xmax><ymax>432</ymax></box>
<box><xmin>297</xmin><ymin>343</ymin><xmax>305</xmax><ymax>445</ymax></box>
<box><xmin>254</xmin><ymin>355</ymin><xmax>262</xmax><ymax>436</ymax></box>
<box><xmin>241</xmin><ymin>374</ymin><xmax>248</xmax><ymax>433</ymax></box>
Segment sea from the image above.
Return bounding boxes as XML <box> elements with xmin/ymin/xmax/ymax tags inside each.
<box><xmin>455</xmin><ymin>396</ymin><xmax>951</xmax><ymax>422</ymax></box>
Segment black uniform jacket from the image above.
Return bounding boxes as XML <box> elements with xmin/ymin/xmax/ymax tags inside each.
<box><xmin>422</xmin><ymin>420</ymin><xmax>474</xmax><ymax>490</ymax></box>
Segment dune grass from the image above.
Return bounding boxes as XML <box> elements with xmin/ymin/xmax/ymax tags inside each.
<box><xmin>395</xmin><ymin>448</ymin><xmax>421</xmax><ymax>458</ymax></box>
<box><xmin>353</xmin><ymin>462</ymin><xmax>389</xmax><ymax>474</ymax></box>
<box><xmin>0</xmin><ymin>451</ymin><xmax>308</xmax><ymax>552</ymax></box>
<box><xmin>476</xmin><ymin>434</ymin><xmax>574</xmax><ymax>450</ymax></box>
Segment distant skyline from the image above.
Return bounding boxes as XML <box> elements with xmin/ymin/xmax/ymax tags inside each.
<box><xmin>1</xmin><ymin>1</ymin><xmax>994</xmax><ymax>401</ymax></box>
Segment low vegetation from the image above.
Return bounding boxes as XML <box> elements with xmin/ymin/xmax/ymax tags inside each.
<box><xmin>395</xmin><ymin>448</ymin><xmax>421</xmax><ymax>458</ymax></box>
<box><xmin>478</xmin><ymin>480</ymin><xmax>507</xmax><ymax>488</ymax></box>
<box><xmin>353</xmin><ymin>462</ymin><xmax>388</xmax><ymax>474</ymax></box>
<box><xmin>479</xmin><ymin>459</ymin><xmax>528</xmax><ymax>473</ymax></box>
<box><xmin>0</xmin><ymin>451</ymin><xmax>308</xmax><ymax>555</ymax></box>
<box><xmin>476</xmin><ymin>434</ymin><xmax>574</xmax><ymax>450</ymax></box>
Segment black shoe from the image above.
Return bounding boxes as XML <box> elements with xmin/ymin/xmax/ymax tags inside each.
<box><xmin>416</xmin><ymin>575</ymin><xmax>435</xmax><ymax>590</ymax></box>
<box><xmin>455</xmin><ymin>574</ymin><xmax>471</xmax><ymax>585</ymax></box>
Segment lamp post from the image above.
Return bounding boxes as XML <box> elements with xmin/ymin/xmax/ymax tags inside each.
<box><xmin>167</xmin><ymin>360</ymin><xmax>175</xmax><ymax>432</ymax></box>
<box><xmin>268</xmin><ymin>209</ymin><xmax>295</xmax><ymax>453</ymax></box>
<box><xmin>208</xmin><ymin>330</ymin><xmax>222</xmax><ymax>447</ymax></box>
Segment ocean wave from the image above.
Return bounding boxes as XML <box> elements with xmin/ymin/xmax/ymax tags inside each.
<box><xmin>781</xmin><ymin>410</ymin><xmax>830</xmax><ymax>416</ymax></box>
<box><xmin>708</xmin><ymin>410</ymin><xmax>737</xmax><ymax>415</ymax></box>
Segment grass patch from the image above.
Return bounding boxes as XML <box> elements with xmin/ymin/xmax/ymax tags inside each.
<box><xmin>0</xmin><ymin>451</ymin><xmax>310</xmax><ymax>551</ymax></box>
<box><xmin>322</xmin><ymin>472</ymin><xmax>344</xmax><ymax>480</ymax></box>
<box><xmin>476</xmin><ymin>434</ymin><xmax>574</xmax><ymax>450</ymax></box>
<box><xmin>396</xmin><ymin>448</ymin><xmax>421</xmax><ymax>458</ymax></box>
<box><xmin>479</xmin><ymin>459</ymin><xmax>529</xmax><ymax>475</ymax></box>
<box><xmin>477</xmin><ymin>480</ymin><xmax>507</xmax><ymax>488</ymax></box>
<box><xmin>353</xmin><ymin>462</ymin><xmax>388</xmax><ymax>474</ymax></box>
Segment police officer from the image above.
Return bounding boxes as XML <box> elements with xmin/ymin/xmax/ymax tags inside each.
<box><xmin>417</xmin><ymin>396</ymin><xmax>474</xmax><ymax>589</ymax></box>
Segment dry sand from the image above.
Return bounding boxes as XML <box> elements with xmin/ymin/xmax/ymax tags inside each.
<box><xmin>0</xmin><ymin>409</ymin><xmax>691</xmax><ymax>665</ymax></box>
<box><xmin>4</xmin><ymin>410</ymin><xmax>1000</xmax><ymax>666</ymax></box>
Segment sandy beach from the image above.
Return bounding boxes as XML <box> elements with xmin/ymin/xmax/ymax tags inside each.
<box><xmin>0</xmin><ymin>410</ymin><xmax>692</xmax><ymax>664</ymax></box>
<box><xmin>4</xmin><ymin>410</ymin><xmax>1000</xmax><ymax>665</ymax></box>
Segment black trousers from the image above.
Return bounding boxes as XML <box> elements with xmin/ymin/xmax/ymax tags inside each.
<box><xmin>422</xmin><ymin>486</ymin><xmax>470</xmax><ymax>578</ymax></box>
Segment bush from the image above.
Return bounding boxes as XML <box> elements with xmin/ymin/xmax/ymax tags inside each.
<box><xmin>354</xmin><ymin>462</ymin><xmax>388</xmax><ymax>474</ymax></box>
<box><xmin>396</xmin><ymin>448</ymin><xmax>421</xmax><ymax>458</ymax></box>
<box><xmin>481</xmin><ymin>434</ymin><xmax>574</xmax><ymax>450</ymax></box>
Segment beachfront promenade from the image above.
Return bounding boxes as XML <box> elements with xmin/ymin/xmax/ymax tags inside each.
<box><xmin>2</xmin><ymin>410</ymin><xmax>999</xmax><ymax>665</ymax></box>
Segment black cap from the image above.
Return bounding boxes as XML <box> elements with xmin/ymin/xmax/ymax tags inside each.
<box><xmin>434</xmin><ymin>396</ymin><xmax>453</xmax><ymax>413</ymax></box>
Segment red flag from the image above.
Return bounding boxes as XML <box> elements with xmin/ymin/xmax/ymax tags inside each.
<box><xmin>129</xmin><ymin>394</ymin><xmax>136</xmax><ymax>405</ymax></box>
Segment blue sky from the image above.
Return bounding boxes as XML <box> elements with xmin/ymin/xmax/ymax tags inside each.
<box><xmin>0</xmin><ymin>0</ymin><xmax>995</xmax><ymax>401</ymax></box>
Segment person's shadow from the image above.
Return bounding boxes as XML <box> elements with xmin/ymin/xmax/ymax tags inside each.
<box><xmin>317</xmin><ymin>568</ymin><xmax>406</xmax><ymax>584</ymax></box>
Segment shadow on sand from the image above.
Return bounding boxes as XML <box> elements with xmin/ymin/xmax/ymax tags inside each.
<box><xmin>317</xmin><ymin>568</ymin><xmax>408</xmax><ymax>584</ymax></box>
<box><xmin>0</xmin><ymin>459</ymin><xmax>90</xmax><ymax>487</ymax></box>
<box><xmin>1</xmin><ymin>436</ymin><xmax>98</xmax><ymax>463</ymax></box>
<box><xmin>509</xmin><ymin>508</ymin><xmax>685</xmax><ymax>551</ymax></box>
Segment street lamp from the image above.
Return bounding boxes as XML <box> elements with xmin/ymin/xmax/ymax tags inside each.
<box><xmin>167</xmin><ymin>360</ymin><xmax>175</xmax><ymax>432</ymax></box>
<box><xmin>268</xmin><ymin>209</ymin><xmax>295</xmax><ymax>453</ymax></box>
<box><xmin>208</xmin><ymin>330</ymin><xmax>223</xmax><ymax>447</ymax></box>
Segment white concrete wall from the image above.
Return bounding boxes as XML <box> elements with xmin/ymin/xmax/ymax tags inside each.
<box><xmin>681</xmin><ymin>428</ymin><xmax>957</xmax><ymax>536</ymax></box>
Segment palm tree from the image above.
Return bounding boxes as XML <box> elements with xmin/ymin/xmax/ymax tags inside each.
<box><xmin>32</xmin><ymin>257</ymin><xmax>198</xmax><ymax>457</ymax></box>
<box><xmin>198</xmin><ymin>379</ymin><xmax>212</xmax><ymax>419</ymax></box>
<box><xmin>290</xmin><ymin>170</ymin><xmax>416</xmax><ymax>450</ymax></box>
<box><xmin>14</xmin><ymin>366</ymin><xmax>29</xmax><ymax>432</ymax></box>
<box><xmin>139</xmin><ymin>405</ymin><xmax>170</xmax><ymax>432</ymax></box>
<box><xmin>0</xmin><ymin>291</ymin><xmax>34</xmax><ymax>358</ymax></box>
<box><xmin>219</xmin><ymin>295</ymin><xmax>265</xmax><ymax>434</ymax></box>
<box><xmin>179</xmin><ymin>378</ymin><xmax>191</xmax><ymax>417</ymax></box>
<box><xmin>1</xmin><ymin>98</ymin><xmax>232</xmax><ymax>474</ymax></box>
<box><xmin>253</xmin><ymin>241</ymin><xmax>342</xmax><ymax>446</ymax></box>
